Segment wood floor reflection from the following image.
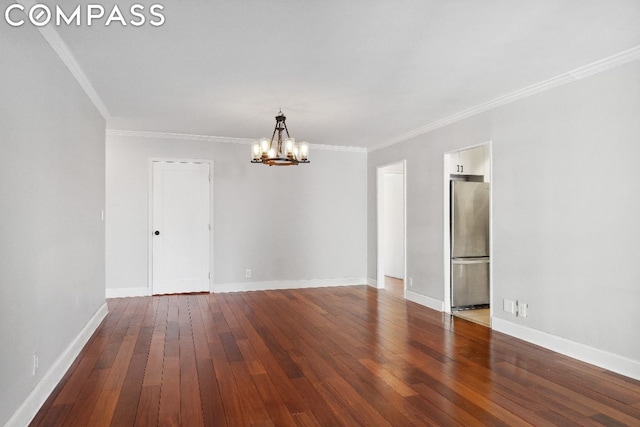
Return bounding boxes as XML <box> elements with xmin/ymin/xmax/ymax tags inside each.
<box><xmin>383</xmin><ymin>275</ymin><xmax>404</xmax><ymax>298</ymax></box>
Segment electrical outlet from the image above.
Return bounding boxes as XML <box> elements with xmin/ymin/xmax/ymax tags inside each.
<box><xmin>503</xmin><ymin>299</ymin><xmax>515</xmax><ymax>314</ymax></box>
<box><xmin>32</xmin><ymin>353</ymin><xmax>39</xmax><ymax>376</ymax></box>
<box><xmin>408</xmin><ymin>277</ymin><xmax>413</xmax><ymax>288</ymax></box>
<box><xmin>520</xmin><ymin>303</ymin><xmax>529</xmax><ymax>318</ymax></box>
<box><xmin>245</xmin><ymin>269</ymin><xmax>251</xmax><ymax>278</ymax></box>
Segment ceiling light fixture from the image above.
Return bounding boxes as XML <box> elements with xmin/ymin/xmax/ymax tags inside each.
<box><xmin>251</xmin><ymin>110</ymin><xmax>310</xmax><ymax>166</ymax></box>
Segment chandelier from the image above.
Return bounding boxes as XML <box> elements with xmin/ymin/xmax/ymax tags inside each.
<box><xmin>251</xmin><ymin>110</ymin><xmax>310</xmax><ymax>166</ymax></box>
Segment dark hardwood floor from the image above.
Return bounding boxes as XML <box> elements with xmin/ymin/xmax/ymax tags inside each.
<box><xmin>31</xmin><ymin>286</ymin><xmax>640</xmax><ymax>426</ymax></box>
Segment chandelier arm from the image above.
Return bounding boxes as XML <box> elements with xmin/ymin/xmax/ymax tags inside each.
<box><xmin>278</xmin><ymin>120</ymin><xmax>286</xmax><ymax>156</ymax></box>
<box><xmin>269</xmin><ymin>126</ymin><xmax>278</xmax><ymax>150</ymax></box>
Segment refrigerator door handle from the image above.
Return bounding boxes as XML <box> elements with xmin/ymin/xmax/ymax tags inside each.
<box><xmin>451</xmin><ymin>257</ymin><xmax>490</xmax><ymax>265</ymax></box>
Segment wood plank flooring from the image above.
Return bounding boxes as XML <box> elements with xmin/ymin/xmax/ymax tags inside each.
<box><xmin>31</xmin><ymin>286</ymin><xmax>640</xmax><ymax>426</ymax></box>
<box><xmin>453</xmin><ymin>308</ymin><xmax>490</xmax><ymax>327</ymax></box>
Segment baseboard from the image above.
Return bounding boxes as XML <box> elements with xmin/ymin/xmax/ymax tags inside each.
<box><xmin>366</xmin><ymin>277</ymin><xmax>377</xmax><ymax>288</ymax></box>
<box><xmin>492</xmin><ymin>317</ymin><xmax>640</xmax><ymax>381</ymax></box>
<box><xmin>106</xmin><ymin>287</ymin><xmax>150</xmax><ymax>298</ymax></box>
<box><xmin>107</xmin><ymin>279</ymin><xmax>369</xmax><ymax>296</ymax></box>
<box><xmin>5</xmin><ymin>302</ymin><xmax>109</xmax><ymax>427</ymax></box>
<box><xmin>404</xmin><ymin>290</ymin><xmax>444</xmax><ymax>312</ymax></box>
<box><xmin>213</xmin><ymin>277</ymin><xmax>368</xmax><ymax>293</ymax></box>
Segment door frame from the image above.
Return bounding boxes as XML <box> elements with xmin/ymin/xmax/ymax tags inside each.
<box><xmin>443</xmin><ymin>142</ymin><xmax>492</xmax><ymax>319</ymax></box>
<box><xmin>376</xmin><ymin>160</ymin><xmax>407</xmax><ymax>294</ymax></box>
<box><xmin>148</xmin><ymin>158</ymin><xmax>214</xmax><ymax>294</ymax></box>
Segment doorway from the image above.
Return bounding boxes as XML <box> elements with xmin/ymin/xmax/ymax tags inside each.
<box><xmin>377</xmin><ymin>161</ymin><xmax>406</xmax><ymax>297</ymax></box>
<box><xmin>444</xmin><ymin>144</ymin><xmax>491</xmax><ymax>327</ymax></box>
<box><xmin>150</xmin><ymin>160</ymin><xmax>212</xmax><ymax>295</ymax></box>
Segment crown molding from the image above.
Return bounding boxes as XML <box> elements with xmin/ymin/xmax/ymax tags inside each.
<box><xmin>25</xmin><ymin>1</ymin><xmax>111</xmax><ymax>120</ymax></box>
<box><xmin>370</xmin><ymin>45</ymin><xmax>640</xmax><ymax>152</ymax></box>
<box><xmin>107</xmin><ymin>129</ymin><xmax>252</xmax><ymax>144</ymax></box>
<box><xmin>569</xmin><ymin>45</ymin><xmax>640</xmax><ymax>79</ymax></box>
<box><xmin>106</xmin><ymin>129</ymin><xmax>367</xmax><ymax>153</ymax></box>
<box><xmin>307</xmin><ymin>143</ymin><xmax>367</xmax><ymax>153</ymax></box>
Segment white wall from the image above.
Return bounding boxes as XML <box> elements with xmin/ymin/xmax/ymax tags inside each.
<box><xmin>382</xmin><ymin>172</ymin><xmax>404</xmax><ymax>279</ymax></box>
<box><xmin>368</xmin><ymin>59</ymin><xmax>640</xmax><ymax>377</ymax></box>
<box><xmin>106</xmin><ymin>134</ymin><xmax>367</xmax><ymax>294</ymax></box>
<box><xmin>0</xmin><ymin>25</ymin><xmax>106</xmax><ymax>425</ymax></box>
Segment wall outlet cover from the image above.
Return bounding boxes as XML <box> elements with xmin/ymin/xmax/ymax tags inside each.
<box><xmin>32</xmin><ymin>353</ymin><xmax>38</xmax><ymax>376</ymax></box>
<box><xmin>503</xmin><ymin>299</ymin><xmax>515</xmax><ymax>314</ymax></box>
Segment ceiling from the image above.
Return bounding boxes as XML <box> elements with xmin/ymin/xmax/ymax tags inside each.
<box><xmin>52</xmin><ymin>0</ymin><xmax>640</xmax><ymax>149</ymax></box>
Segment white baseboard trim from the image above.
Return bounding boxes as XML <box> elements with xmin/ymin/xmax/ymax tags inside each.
<box><xmin>492</xmin><ymin>317</ymin><xmax>640</xmax><ymax>381</ymax></box>
<box><xmin>405</xmin><ymin>290</ymin><xmax>444</xmax><ymax>312</ymax></box>
<box><xmin>213</xmin><ymin>277</ymin><xmax>368</xmax><ymax>293</ymax></box>
<box><xmin>6</xmin><ymin>302</ymin><xmax>109</xmax><ymax>427</ymax></box>
<box><xmin>366</xmin><ymin>277</ymin><xmax>377</xmax><ymax>288</ymax></box>
<box><xmin>106</xmin><ymin>287</ymin><xmax>150</xmax><ymax>298</ymax></box>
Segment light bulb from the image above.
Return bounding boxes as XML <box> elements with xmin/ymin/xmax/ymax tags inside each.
<box><xmin>260</xmin><ymin>138</ymin><xmax>269</xmax><ymax>155</ymax></box>
<box><xmin>252</xmin><ymin>143</ymin><xmax>261</xmax><ymax>160</ymax></box>
<box><xmin>285</xmin><ymin>138</ymin><xmax>295</xmax><ymax>156</ymax></box>
<box><xmin>300</xmin><ymin>142</ymin><xmax>309</xmax><ymax>161</ymax></box>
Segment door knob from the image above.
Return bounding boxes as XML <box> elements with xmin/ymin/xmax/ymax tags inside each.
<box><xmin>154</xmin><ymin>230</ymin><xmax>160</xmax><ymax>236</ymax></box>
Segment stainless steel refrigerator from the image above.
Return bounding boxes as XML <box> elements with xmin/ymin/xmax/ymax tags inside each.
<box><xmin>451</xmin><ymin>181</ymin><xmax>490</xmax><ymax>309</ymax></box>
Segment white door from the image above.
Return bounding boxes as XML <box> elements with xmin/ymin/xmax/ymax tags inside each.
<box><xmin>151</xmin><ymin>161</ymin><xmax>210</xmax><ymax>295</ymax></box>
